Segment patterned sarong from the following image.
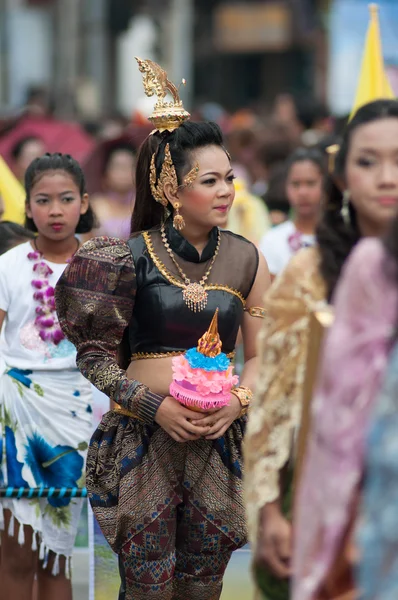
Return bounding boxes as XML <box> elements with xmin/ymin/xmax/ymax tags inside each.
<box><xmin>0</xmin><ymin>366</ymin><xmax>92</xmax><ymax>574</ymax></box>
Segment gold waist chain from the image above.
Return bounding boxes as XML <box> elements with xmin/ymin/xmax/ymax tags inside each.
<box><xmin>130</xmin><ymin>350</ymin><xmax>236</xmax><ymax>361</ymax></box>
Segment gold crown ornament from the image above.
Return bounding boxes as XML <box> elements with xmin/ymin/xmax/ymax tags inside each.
<box><xmin>135</xmin><ymin>57</ymin><xmax>191</xmax><ymax>133</ymax></box>
<box><xmin>197</xmin><ymin>309</ymin><xmax>222</xmax><ymax>358</ymax></box>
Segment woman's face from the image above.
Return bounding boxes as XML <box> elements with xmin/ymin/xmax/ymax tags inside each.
<box><xmin>345</xmin><ymin>117</ymin><xmax>398</xmax><ymax>233</ymax></box>
<box><xmin>104</xmin><ymin>149</ymin><xmax>136</xmax><ymax>194</ymax></box>
<box><xmin>177</xmin><ymin>145</ymin><xmax>235</xmax><ymax>230</ymax></box>
<box><xmin>17</xmin><ymin>139</ymin><xmax>46</xmax><ymax>179</ymax></box>
<box><xmin>286</xmin><ymin>160</ymin><xmax>324</xmax><ymax>220</ymax></box>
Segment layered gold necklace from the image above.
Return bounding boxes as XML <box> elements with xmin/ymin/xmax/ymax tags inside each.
<box><xmin>160</xmin><ymin>223</ymin><xmax>221</xmax><ymax>312</ymax></box>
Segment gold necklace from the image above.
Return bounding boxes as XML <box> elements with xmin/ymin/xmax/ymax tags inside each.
<box><xmin>160</xmin><ymin>224</ymin><xmax>221</xmax><ymax>312</ymax></box>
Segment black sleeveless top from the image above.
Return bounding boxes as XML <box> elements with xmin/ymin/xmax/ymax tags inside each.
<box><xmin>127</xmin><ymin>221</ymin><xmax>258</xmax><ymax>356</ymax></box>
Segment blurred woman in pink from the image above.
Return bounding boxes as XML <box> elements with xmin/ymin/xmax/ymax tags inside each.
<box><xmin>244</xmin><ymin>99</ymin><xmax>398</xmax><ymax>600</ymax></box>
<box><xmin>293</xmin><ymin>141</ymin><xmax>398</xmax><ymax>598</ymax></box>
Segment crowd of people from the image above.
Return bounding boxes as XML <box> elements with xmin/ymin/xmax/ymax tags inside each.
<box><xmin>0</xmin><ymin>57</ymin><xmax>397</xmax><ymax>600</ymax></box>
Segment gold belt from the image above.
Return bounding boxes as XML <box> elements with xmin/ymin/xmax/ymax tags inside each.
<box><xmin>130</xmin><ymin>350</ymin><xmax>236</xmax><ymax>361</ymax></box>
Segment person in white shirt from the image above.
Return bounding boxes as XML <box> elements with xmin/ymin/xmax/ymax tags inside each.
<box><xmin>259</xmin><ymin>147</ymin><xmax>326</xmax><ymax>277</ymax></box>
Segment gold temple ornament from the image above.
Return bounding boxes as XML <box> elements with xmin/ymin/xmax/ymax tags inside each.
<box><xmin>135</xmin><ymin>57</ymin><xmax>191</xmax><ymax>133</ymax></box>
<box><xmin>149</xmin><ymin>144</ymin><xmax>178</xmax><ymax>207</ymax></box>
<box><xmin>197</xmin><ymin>309</ymin><xmax>222</xmax><ymax>358</ymax></box>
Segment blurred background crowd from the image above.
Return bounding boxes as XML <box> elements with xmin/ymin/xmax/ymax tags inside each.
<box><xmin>0</xmin><ymin>0</ymin><xmax>397</xmax><ymax>247</ymax></box>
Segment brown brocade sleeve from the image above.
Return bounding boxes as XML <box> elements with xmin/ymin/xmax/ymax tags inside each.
<box><xmin>55</xmin><ymin>237</ymin><xmax>164</xmax><ymax>423</ymax></box>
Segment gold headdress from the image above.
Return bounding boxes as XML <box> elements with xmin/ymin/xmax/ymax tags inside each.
<box><xmin>135</xmin><ymin>57</ymin><xmax>191</xmax><ymax>133</ymax></box>
<box><xmin>197</xmin><ymin>309</ymin><xmax>222</xmax><ymax>358</ymax></box>
<box><xmin>136</xmin><ymin>57</ymin><xmax>199</xmax><ymax>216</ymax></box>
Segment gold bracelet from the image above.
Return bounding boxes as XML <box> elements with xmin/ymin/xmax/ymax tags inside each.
<box><xmin>230</xmin><ymin>386</ymin><xmax>253</xmax><ymax>418</ymax></box>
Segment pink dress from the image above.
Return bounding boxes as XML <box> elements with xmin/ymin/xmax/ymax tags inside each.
<box><xmin>293</xmin><ymin>238</ymin><xmax>398</xmax><ymax>600</ymax></box>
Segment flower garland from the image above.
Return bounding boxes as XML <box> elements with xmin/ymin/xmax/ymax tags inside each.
<box><xmin>287</xmin><ymin>230</ymin><xmax>304</xmax><ymax>253</ymax></box>
<box><xmin>27</xmin><ymin>250</ymin><xmax>65</xmax><ymax>345</ymax></box>
<box><xmin>287</xmin><ymin>229</ymin><xmax>314</xmax><ymax>253</ymax></box>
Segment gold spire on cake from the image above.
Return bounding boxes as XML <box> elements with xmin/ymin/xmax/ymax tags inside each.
<box><xmin>197</xmin><ymin>309</ymin><xmax>222</xmax><ymax>358</ymax></box>
<box><xmin>135</xmin><ymin>57</ymin><xmax>191</xmax><ymax>132</ymax></box>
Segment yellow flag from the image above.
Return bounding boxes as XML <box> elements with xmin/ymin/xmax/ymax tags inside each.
<box><xmin>350</xmin><ymin>3</ymin><xmax>394</xmax><ymax>120</ymax></box>
<box><xmin>0</xmin><ymin>155</ymin><xmax>25</xmax><ymax>224</ymax></box>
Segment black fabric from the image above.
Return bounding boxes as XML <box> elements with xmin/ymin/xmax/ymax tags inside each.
<box><xmin>165</xmin><ymin>218</ymin><xmax>218</xmax><ymax>263</ymax></box>
<box><xmin>127</xmin><ymin>228</ymin><xmax>258</xmax><ymax>356</ymax></box>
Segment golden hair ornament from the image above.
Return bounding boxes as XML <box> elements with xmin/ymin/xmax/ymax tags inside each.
<box><xmin>150</xmin><ymin>144</ymin><xmax>178</xmax><ymax>207</ymax></box>
<box><xmin>326</xmin><ymin>144</ymin><xmax>340</xmax><ymax>174</ymax></box>
<box><xmin>135</xmin><ymin>57</ymin><xmax>191</xmax><ymax>133</ymax></box>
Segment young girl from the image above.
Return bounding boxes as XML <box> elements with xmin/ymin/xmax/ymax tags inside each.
<box><xmin>0</xmin><ymin>153</ymin><xmax>95</xmax><ymax>600</ymax></box>
<box><xmin>259</xmin><ymin>147</ymin><xmax>327</xmax><ymax>277</ymax></box>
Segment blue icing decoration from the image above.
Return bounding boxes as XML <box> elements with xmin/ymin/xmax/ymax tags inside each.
<box><xmin>73</xmin><ymin>390</ymin><xmax>81</xmax><ymax>397</ymax></box>
<box><xmin>185</xmin><ymin>348</ymin><xmax>230</xmax><ymax>372</ymax></box>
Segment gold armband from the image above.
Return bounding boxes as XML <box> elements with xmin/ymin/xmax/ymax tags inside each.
<box><xmin>245</xmin><ymin>306</ymin><xmax>267</xmax><ymax>319</ymax></box>
<box><xmin>113</xmin><ymin>404</ymin><xmax>143</xmax><ymax>421</ymax></box>
<box><xmin>230</xmin><ymin>386</ymin><xmax>253</xmax><ymax>418</ymax></box>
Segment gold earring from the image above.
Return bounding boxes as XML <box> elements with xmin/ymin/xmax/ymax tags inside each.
<box><xmin>173</xmin><ymin>202</ymin><xmax>185</xmax><ymax>231</ymax></box>
<box><xmin>341</xmin><ymin>190</ymin><xmax>351</xmax><ymax>225</ymax></box>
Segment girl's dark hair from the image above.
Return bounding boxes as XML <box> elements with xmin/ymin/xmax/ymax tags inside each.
<box><xmin>0</xmin><ymin>221</ymin><xmax>35</xmax><ymax>255</ymax></box>
<box><xmin>317</xmin><ymin>99</ymin><xmax>398</xmax><ymax>300</ymax></box>
<box><xmin>24</xmin><ymin>152</ymin><xmax>96</xmax><ymax>234</ymax></box>
<box><xmin>131</xmin><ymin>121</ymin><xmax>224</xmax><ymax>233</ymax></box>
<box><xmin>384</xmin><ymin>216</ymin><xmax>398</xmax><ymax>289</ymax></box>
<box><xmin>11</xmin><ymin>136</ymin><xmax>43</xmax><ymax>160</ymax></box>
<box><xmin>262</xmin><ymin>164</ymin><xmax>290</xmax><ymax>215</ymax></box>
<box><xmin>285</xmin><ymin>146</ymin><xmax>327</xmax><ymax>177</ymax></box>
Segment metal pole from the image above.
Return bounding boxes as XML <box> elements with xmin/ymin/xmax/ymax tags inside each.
<box><xmin>0</xmin><ymin>0</ymin><xmax>9</xmax><ymax>106</ymax></box>
<box><xmin>54</xmin><ymin>0</ymin><xmax>80</xmax><ymax>118</ymax></box>
<box><xmin>169</xmin><ymin>0</ymin><xmax>194</xmax><ymax>109</ymax></box>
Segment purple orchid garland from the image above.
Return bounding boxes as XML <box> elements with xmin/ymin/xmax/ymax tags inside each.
<box><xmin>287</xmin><ymin>230</ymin><xmax>304</xmax><ymax>253</ymax></box>
<box><xmin>28</xmin><ymin>251</ymin><xmax>65</xmax><ymax>345</ymax></box>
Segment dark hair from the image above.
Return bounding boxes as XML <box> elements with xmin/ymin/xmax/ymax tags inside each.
<box><xmin>296</xmin><ymin>100</ymin><xmax>330</xmax><ymax>130</ymax></box>
<box><xmin>11</xmin><ymin>136</ymin><xmax>43</xmax><ymax>161</ymax></box>
<box><xmin>317</xmin><ymin>99</ymin><xmax>398</xmax><ymax>300</ymax></box>
<box><xmin>24</xmin><ymin>152</ymin><xmax>96</xmax><ymax>234</ymax></box>
<box><xmin>285</xmin><ymin>146</ymin><xmax>327</xmax><ymax>178</ymax></box>
<box><xmin>0</xmin><ymin>221</ymin><xmax>35</xmax><ymax>255</ymax></box>
<box><xmin>131</xmin><ymin>121</ymin><xmax>224</xmax><ymax>233</ymax></box>
<box><xmin>262</xmin><ymin>164</ymin><xmax>290</xmax><ymax>214</ymax></box>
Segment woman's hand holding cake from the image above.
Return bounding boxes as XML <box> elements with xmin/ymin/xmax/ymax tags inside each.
<box><xmin>155</xmin><ymin>396</ymin><xmax>212</xmax><ymax>442</ymax></box>
<box><xmin>194</xmin><ymin>393</ymin><xmax>242</xmax><ymax>439</ymax></box>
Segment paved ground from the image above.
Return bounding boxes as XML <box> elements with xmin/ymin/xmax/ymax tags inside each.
<box><xmin>72</xmin><ymin>549</ymin><xmax>89</xmax><ymax>600</ymax></box>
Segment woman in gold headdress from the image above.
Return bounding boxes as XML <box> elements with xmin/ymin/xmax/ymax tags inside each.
<box><xmin>55</xmin><ymin>58</ymin><xmax>269</xmax><ymax>600</ymax></box>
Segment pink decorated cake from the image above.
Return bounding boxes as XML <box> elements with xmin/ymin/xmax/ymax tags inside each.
<box><xmin>169</xmin><ymin>309</ymin><xmax>238</xmax><ymax>411</ymax></box>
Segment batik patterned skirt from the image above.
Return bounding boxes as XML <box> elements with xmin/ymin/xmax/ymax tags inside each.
<box><xmin>0</xmin><ymin>366</ymin><xmax>93</xmax><ymax>575</ymax></box>
<box><xmin>87</xmin><ymin>410</ymin><xmax>248</xmax><ymax>596</ymax></box>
